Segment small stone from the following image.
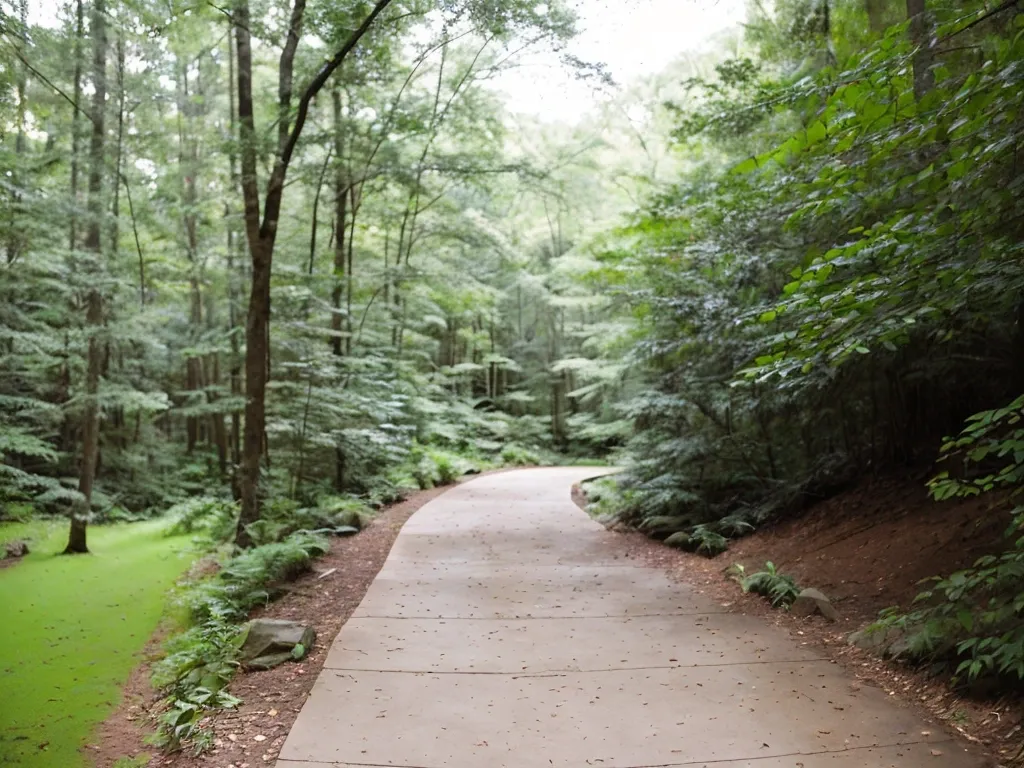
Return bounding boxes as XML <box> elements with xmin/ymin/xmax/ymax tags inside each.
<box><xmin>4</xmin><ymin>540</ymin><xmax>29</xmax><ymax>558</ymax></box>
<box><xmin>790</xmin><ymin>588</ymin><xmax>837</xmax><ymax>621</ymax></box>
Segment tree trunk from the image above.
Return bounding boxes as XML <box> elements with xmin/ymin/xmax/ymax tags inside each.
<box><xmin>906</xmin><ymin>0</ymin><xmax>933</xmax><ymax>98</ymax></box>
<box><xmin>226</xmin><ymin>29</ymin><xmax>242</xmax><ymax>479</ymax></box>
<box><xmin>68</xmin><ymin>0</ymin><xmax>84</xmax><ymax>253</ymax></box>
<box><xmin>66</xmin><ymin>0</ymin><xmax>108</xmax><ymax>555</ymax></box>
<box><xmin>232</xmin><ymin>0</ymin><xmax>396</xmax><ymax>546</ymax></box>
<box><xmin>7</xmin><ymin>0</ymin><xmax>28</xmax><ymax>265</ymax></box>
<box><xmin>331</xmin><ymin>87</ymin><xmax>348</xmax><ymax>358</ymax></box>
<box><xmin>865</xmin><ymin>0</ymin><xmax>887</xmax><ymax>32</ymax></box>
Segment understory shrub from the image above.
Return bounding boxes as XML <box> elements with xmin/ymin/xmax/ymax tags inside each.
<box><xmin>153</xmin><ymin>521</ymin><xmax>333</xmax><ymax>751</ymax></box>
<box><xmin>166</xmin><ymin>497</ymin><xmax>238</xmax><ymax>542</ymax></box>
<box><xmin>735</xmin><ymin>562</ymin><xmax>800</xmax><ymax>608</ymax></box>
<box><xmin>870</xmin><ymin>397</ymin><xmax>1024</xmax><ymax>689</ymax></box>
<box><xmin>499</xmin><ymin>443</ymin><xmax>541</xmax><ymax>466</ymax></box>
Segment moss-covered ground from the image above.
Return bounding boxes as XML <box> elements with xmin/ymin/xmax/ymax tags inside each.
<box><xmin>0</xmin><ymin>519</ymin><xmax>195</xmax><ymax>767</ymax></box>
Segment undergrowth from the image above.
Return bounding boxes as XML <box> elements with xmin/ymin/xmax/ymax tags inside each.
<box><xmin>150</xmin><ymin>498</ymin><xmax>341</xmax><ymax>754</ymax></box>
<box><xmin>870</xmin><ymin>396</ymin><xmax>1024</xmax><ymax>692</ymax></box>
<box><xmin>581</xmin><ymin>475</ymin><xmax>748</xmax><ymax>557</ymax></box>
<box><xmin>731</xmin><ymin>562</ymin><xmax>800</xmax><ymax>608</ymax></box>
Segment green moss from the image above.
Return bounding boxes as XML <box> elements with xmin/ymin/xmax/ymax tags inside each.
<box><xmin>0</xmin><ymin>518</ymin><xmax>65</xmax><ymax>550</ymax></box>
<box><xmin>0</xmin><ymin>520</ymin><xmax>196</xmax><ymax>767</ymax></box>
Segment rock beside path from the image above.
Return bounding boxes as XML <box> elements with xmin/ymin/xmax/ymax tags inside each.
<box><xmin>4</xmin><ymin>540</ymin><xmax>29</xmax><ymax>559</ymax></box>
<box><xmin>790</xmin><ymin>587</ymin><xmax>837</xmax><ymax>621</ymax></box>
<box><xmin>239</xmin><ymin>619</ymin><xmax>315</xmax><ymax>670</ymax></box>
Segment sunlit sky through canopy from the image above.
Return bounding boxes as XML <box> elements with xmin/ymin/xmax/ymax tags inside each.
<box><xmin>28</xmin><ymin>0</ymin><xmax>745</xmax><ymax>123</ymax></box>
<box><xmin>492</xmin><ymin>0</ymin><xmax>743</xmax><ymax>121</ymax></box>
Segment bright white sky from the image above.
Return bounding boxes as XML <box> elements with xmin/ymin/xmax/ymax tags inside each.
<box><xmin>492</xmin><ymin>0</ymin><xmax>744</xmax><ymax>121</ymax></box>
<box><xmin>28</xmin><ymin>0</ymin><xmax>745</xmax><ymax>122</ymax></box>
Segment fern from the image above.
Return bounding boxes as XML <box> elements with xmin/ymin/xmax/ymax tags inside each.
<box><xmin>741</xmin><ymin>562</ymin><xmax>800</xmax><ymax>608</ymax></box>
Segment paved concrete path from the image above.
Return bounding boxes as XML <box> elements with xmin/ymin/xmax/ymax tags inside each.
<box><xmin>277</xmin><ymin>467</ymin><xmax>985</xmax><ymax>768</ymax></box>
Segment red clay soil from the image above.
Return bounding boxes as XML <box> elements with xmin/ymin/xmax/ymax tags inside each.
<box><xmin>87</xmin><ymin>484</ymin><xmax>452</xmax><ymax>768</ymax></box>
<box><xmin>576</xmin><ymin>476</ymin><xmax>1024</xmax><ymax>766</ymax></box>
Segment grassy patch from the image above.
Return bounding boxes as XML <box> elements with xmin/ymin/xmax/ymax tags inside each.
<box><xmin>0</xmin><ymin>520</ymin><xmax>196</xmax><ymax>767</ymax></box>
<box><xmin>0</xmin><ymin>518</ymin><xmax>66</xmax><ymax>551</ymax></box>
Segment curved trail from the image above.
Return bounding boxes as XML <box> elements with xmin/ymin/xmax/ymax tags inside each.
<box><xmin>277</xmin><ymin>467</ymin><xmax>984</xmax><ymax>768</ymax></box>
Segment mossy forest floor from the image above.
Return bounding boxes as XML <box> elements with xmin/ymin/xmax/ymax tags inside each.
<box><xmin>0</xmin><ymin>518</ymin><xmax>196</xmax><ymax>767</ymax></box>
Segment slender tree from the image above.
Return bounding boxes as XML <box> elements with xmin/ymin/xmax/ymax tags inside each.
<box><xmin>66</xmin><ymin>0</ymin><xmax>109</xmax><ymax>554</ymax></box>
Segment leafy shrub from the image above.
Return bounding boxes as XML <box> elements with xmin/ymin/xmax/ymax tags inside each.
<box><xmin>689</xmin><ymin>525</ymin><xmax>729</xmax><ymax>557</ymax></box>
<box><xmin>663</xmin><ymin>525</ymin><xmax>728</xmax><ymax>557</ymax></box>
<box><xmin>166</xmin><ymin>497</ymin><xmax>238</xmax><ymax>542</ymax></box>
<box><xmin>243</xmin><ymin>496</ymin><xmax>367</xmax><ymax>547</ymax></box>
<box><xmin>741</xmin><ymin>561</ymin><xmax>800</xmax><ymax>608</ymax></box>
<box><xmin>186</xmin><ymin>530</ymin><xmax>329</xmax><ymax>623</ymax></box>
<box><xmin>581</xmin><ymin>476</ymin><xmax>629</xmax><ymax>522</ymax></box>
<box><xmin>500</xmin><ymin>443</ymin><xmax>540</xmax><ymax>467</ymax></box>
<box><xmin>153</xmin><ymin>529</ymin><xmax>331</xmax><ymax>751</ymax></box>
<box><xmin>428</xmin><ymin>449</ymin><xmax>459</xmax><ymax>485</ymax></box>
<box><xmin>870</xmin><ymin>397</ymin><xmax>1024</xmax><ymax>688</ymax></box>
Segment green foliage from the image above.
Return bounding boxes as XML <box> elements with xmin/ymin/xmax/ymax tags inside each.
<box><xmin>500</xmin><ymin>443</ymin><xmax>541</xmax><ymax>467</ymax></box>
<box><xmin>741</xmin><ymin>562</ymin><xmax>800</xmax><ymax>608</ymax></box>
<box><xmin>166</xmin><ymin>497</ymin><xmax>239</xmax><ymax>542</ymax></box>
<box><xmin>589</xmin><ymin>3</ymin><xmax>1024</xmax><ymax>594</ymax></box>
<box><xmin>870</xmin><ymin>397</ymin><xmax>1024</xmax><ymax>688</ymax></box>
<box><xmin>153</xmin><ymin>528</ymin><xmax>330</xmax><ymax>751</ymax></box>
<box><xmin>688</xmin><ymin>525</ymin><xmax>729</xmax><ymax>557</ymax></box>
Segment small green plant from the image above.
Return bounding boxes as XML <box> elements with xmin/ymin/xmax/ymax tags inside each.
<box><xmin>741</xmin><ymin>561</ymin><xmax>800</xmax><ymax>608</ymax></box>
<box><xmin>166</xmin><ymin>497</ymin><xmax>238</xmax><ymax>542</ymax></box>
<box><xmin>581</xmin><ymin>476</ymin><xmax>629</xmax><ymax>522</ymax></box>
<box><xmin>663</xmin><ymin>525</ymin><xmax>728</xmax><ymax>557</ymax></box>
<box><xmin>500</xmin><ymin>443</ymin><xmax>540</xmax><ymax>467</ymax></box>
<box><xmin>428</xmin><ymin>449</ymin><xmax>459</xmax><ymax>485</ymax></box>
<box><xmin>689</xmin><ymin>525</ymin><xmax>728</xmax><ymax>556</ymax></box>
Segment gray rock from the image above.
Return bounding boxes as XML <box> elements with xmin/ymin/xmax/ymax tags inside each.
<box><xmin>790</xmin><ymin>587</ymin><xmax>837</xmax><ymax>621</ymax></box>
<box><xmin>4</xmin><ymin>540</ymin><xmax>29</xmax><ymax>558</ymax></box>
<box><xmin>246</xmin><ymin>651</ymin><xmax>296</xmax><ymax>671</ymax></box>
<box><xmin>663</xmin><ymin>532</ymin><xmax>691</xmax><ymax>549</ymax></box>
<box><xmin>239</xmin><ymin>619</ymin><xmax>315</xmax><ymax>669</ymax></box>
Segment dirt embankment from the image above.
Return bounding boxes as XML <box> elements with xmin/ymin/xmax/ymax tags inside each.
<box><xmin>586</xmin><ymin>476</ymin><xmax>1023</xmax><ymax>766</ymax></box>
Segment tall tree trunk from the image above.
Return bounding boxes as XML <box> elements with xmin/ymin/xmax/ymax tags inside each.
<box><xmin>865</xmin><ymin>0</ymin><xmax>887</xmax><ymax>32</ymax></box>
<box><xmin>232</xmin><ymin>0</ymin><xmax>397</xmax><ymax>547</ymax></box>
<box><xmin>226</xmin><ymin>29</ymin><xmax>242</xmax><ymax>478</ymax></box>
<box><xmin>66</xmin><ymin>0</ymin><xmax>108</xmax><ymax>555</ymax></box>
<box><xmin>68</xmin><ymin>0</ymin><xmax>84</xmax><ymax>252</ymax></box>
<box><xmin>7</xmin><ymin>0</ymin><xmax>28</xmax><ymax>264</ymax></box>
<box><xmin>331</xmin><ymin>86</ymin><xmax>348</xmax><ymax>358</ymax></box>
<box><xmin>178</xmin><ymin>55</ymin><xmax>205</xmax><ymax>452</ymax></box>
<box><xmin>906</xmin><ymin>0</ymin><xmax>933</xmax><ymax>98</ymax></box>
<box><xmin>234</xmin><ymin>0</ymin><xmax>269</xmax><ymax>547</ymax></box>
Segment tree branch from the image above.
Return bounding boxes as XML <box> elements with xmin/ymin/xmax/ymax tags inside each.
<box><xmin>260</xmin><ymin>0</ymin><xmax>395</xmax><ymax>240</ymax></box>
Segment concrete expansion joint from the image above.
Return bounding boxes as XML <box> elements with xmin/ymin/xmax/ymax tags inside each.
<box><xmin>353</xmin><ymin>612</ymin><xmax>737</xmax><ymax>620</ymax></box>
<box><xmin>276</xmin><ymin>738</ymin><xmax>962</xmax><ymax>768</ymax></box>
<box><xmin>321</xmin><ymin>658</ymin><xmax>831</xmax><ymax>675</ymax></box>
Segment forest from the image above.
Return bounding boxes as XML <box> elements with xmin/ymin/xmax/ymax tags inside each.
<box><xmin>1</xmin><ymin>0</ymin><xmax>1023</xmax><ymax>763</ymax></box>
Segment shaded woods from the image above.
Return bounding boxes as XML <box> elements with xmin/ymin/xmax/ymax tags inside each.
<box><xmin>2</xmin><ymin>0</ymin><xmax>1024</xmax><ymax>741</ymax></box>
